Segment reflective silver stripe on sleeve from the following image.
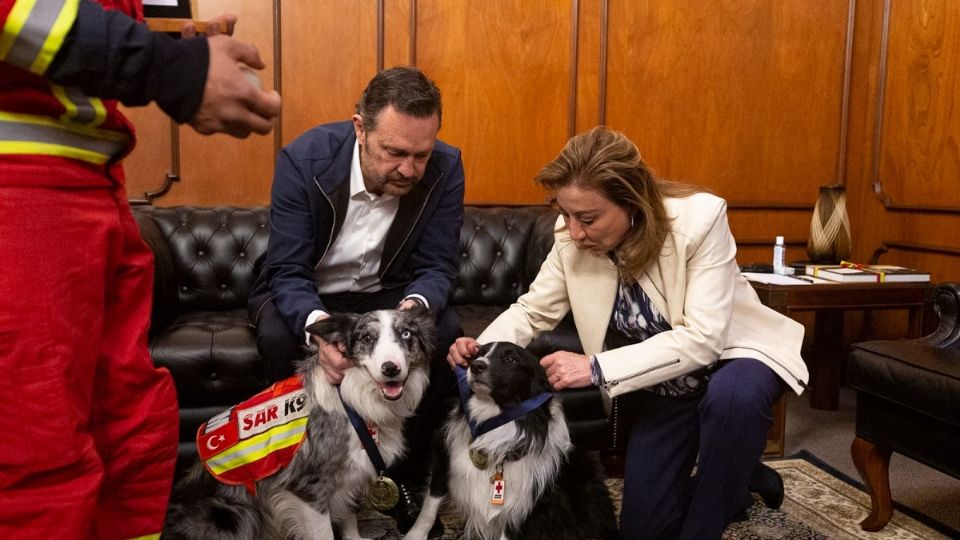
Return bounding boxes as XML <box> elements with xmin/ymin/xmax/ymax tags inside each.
<box><xmin>0</xmin><ymin>117</ymin><xmax>127</xmax><ymax>158</ymax></box>
<box><xmin>4</xmin><ymin>0</ymin><xmax>68</xmax><ymax>69</ymax></box>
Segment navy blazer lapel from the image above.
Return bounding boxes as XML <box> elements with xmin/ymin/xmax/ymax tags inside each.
<box><xmin>380</xmin><ymin>164</ymin><xmax>440</xmax><ymax>275</ymax></box>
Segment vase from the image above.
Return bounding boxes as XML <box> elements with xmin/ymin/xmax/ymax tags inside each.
<box><xmin>807</xmin><ymin>184</ymin><xmax>852</xmax><ymax>264</ymax></box>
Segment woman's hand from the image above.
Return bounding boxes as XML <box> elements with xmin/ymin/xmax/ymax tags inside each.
<box><xmin>447</xmin><ymin>337</ymin><xmax>479</xmax><ymax>369</ymax></box>
<box><xmin>540</xmin><ymin>351</ymin><xmax>592</xmax><ymax>390</ymax></box>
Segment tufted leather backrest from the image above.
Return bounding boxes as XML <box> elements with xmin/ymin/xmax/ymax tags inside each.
<box><xmin>135</xmin><ymin>205</ymin><xmax>558</xmax><ymax>316</ymax></box>
<box><xmin>454</xmin><ymin>206</ymin><xmax>557</xmax><ymax>305</ymax></box>
<box><xmin>134</xmin><ymin>206</ymin><xmax>270</xmax><ymax>312</ymax></box>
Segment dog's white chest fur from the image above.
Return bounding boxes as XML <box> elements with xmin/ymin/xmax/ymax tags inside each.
<box><xmin>445</xmin><ymin>401</ymin><xmax>570</xmax><ymax>539</ymax></box>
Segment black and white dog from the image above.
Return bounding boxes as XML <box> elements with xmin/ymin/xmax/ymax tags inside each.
<box><xmin>403</xmin><ymin>342</ymin><xmax>618</xmax><ymax>540</ymax></box>
<box><xmin>163</xmin><ymin>308</ymin><xmax>435</xmax><ymax>540</ymax></box>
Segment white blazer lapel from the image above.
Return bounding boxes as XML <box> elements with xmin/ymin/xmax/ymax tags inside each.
<box><xmin>566</xmin><ymin>253</ymin><xmax>618</xmax><ymax>355</ymax></box>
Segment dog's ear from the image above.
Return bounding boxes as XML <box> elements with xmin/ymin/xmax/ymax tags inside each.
<box><xmin>528</xmin><ymin>350</ymin><xmax>554</xmax><ymax>395</ymax></box>
<box><xmin>403</xmin><ymin>308</ymin><xmax>438</xmax><ymax>360</ymax></box>
<box><xmin>306</xmin><ymin>313</ymin><xmax>359</xmax><ymax>346</ymax></box>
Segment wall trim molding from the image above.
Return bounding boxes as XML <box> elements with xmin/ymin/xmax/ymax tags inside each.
<box><xmin>567</xmin><ymin>0</ymin><xmax>579</xmax><ymax>137</ymax></box>
<box><xmin>871</xmin><ymin>241</ymin><xmax>960</xmax><ymax>264</ymax></box>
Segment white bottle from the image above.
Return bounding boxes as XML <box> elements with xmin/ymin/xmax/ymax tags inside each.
<box><xmin>773</xmin><ymin>236</ymin><xmax>786</xmax><ymax>274</ymax></box>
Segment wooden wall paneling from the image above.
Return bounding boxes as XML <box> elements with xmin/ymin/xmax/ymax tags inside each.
<box><xmin>383</xmin><ymin>0</ymin><xmax>415</xmax><ymax>68</ymax></box>
<box><xmin>574</xmin><ymin>0</ymin><xmax>603</xmax><ymax>134</ymax></box>
<box><xmin>847</xmin><ymin>0</ymin><xmax>960</xmax><ymax>284</ymax></box>
<box><xmin>604</xmin><ymin>1</ymin><xmax>849</xmax><ymax>203</ymax></box>
<box><xmin>154</xmin><ymin>0</ymin><xmax>277</xmax><ymax>206</ymax></box>
<box><xmin>416</xmin><ymin>0</ymin><xmax>575</xmax><ymax>205</ymax></box>
<box><xmin>873</xmin><ymin>0</ymin><xmax>960</xmax><ymax>211</ymax></box>
<box><xmin>728</xmin><ymin>208</ymin><xmax>812</xmax><ymax>266</ymax></box>
<box><xmin>280</xmin><ymin>0</ymin><xmax>380</xmax><ymax>149</ymax></box>
<box><xmin>119</xmin><ymin>103</ymin><xmax>172</xmax><ymax>202</ymax></box>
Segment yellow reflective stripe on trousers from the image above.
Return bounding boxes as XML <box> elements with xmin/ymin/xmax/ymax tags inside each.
<box><xmin>52</xmin><ymin>85</ymin><xmax>107</xmax><ymax>126</ymax></box>
<box><xmin>0</xmin><ymin>0</ymin><xmax>79</xmax><ymax>74</ymax></box>
<box><xmin>126</xmin><ymin>535</ymin><xmax>160</xmax><ymax>540</ymax></box>
<box><xmin>205</xmin><ymin>417</ymin><xmax>309</xmax><ymax>475</ymax></box>
<box><xmin>0</xmin><ymin>110</ymin><xmax>128</xmax><ymax>164</ymax></box>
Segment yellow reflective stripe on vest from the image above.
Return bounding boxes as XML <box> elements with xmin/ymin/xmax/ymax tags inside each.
<box><xmin>0</xmin><ymin>0</ymin><xmax>79</xmax><ymax>74</ymax></box>
<box><xmin>126</xmin><ymin>535</ymin><xmax>160</xmax><ymax>540</ymax></box>
<box><xmin>205</xmin><ymin>417</ymin><xmax>309</xmax><ymax>475</ymax></box>
<box><xmin>52</xmin><ymin>85</ymin><xmax>107</xmax><ymax>126</ymax></box>
<box><xmin>0</xmin><ymin>110</ymin><xmax>128</xmax><ymax>164</ymax></box>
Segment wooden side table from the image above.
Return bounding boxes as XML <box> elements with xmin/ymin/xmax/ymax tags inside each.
<box><xmin>749</xmin><ymin>280</ymin><xmax>934</xmax><ymax>410</ymax></box>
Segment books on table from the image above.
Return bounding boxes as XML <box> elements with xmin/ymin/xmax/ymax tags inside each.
<box><xmin>805</xmin><ymin>263</ymin><xmax>930</xmax><ymax>283</ymax></box>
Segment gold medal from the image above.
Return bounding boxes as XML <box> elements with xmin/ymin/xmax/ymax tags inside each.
<box><xmin>367</xmin><ymin>475</ymin><xmax>400</xmax><ymax>511</ymax></box>
<box><xmin>470</xmin><ymin>447</ymin><xmax>489</xmax><ymax>469</ymax></box>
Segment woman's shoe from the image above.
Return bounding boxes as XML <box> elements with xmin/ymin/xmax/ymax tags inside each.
<box><xmin>749</xmin><ymin>462</ymin><xmax>784</xmax><ymax>509</ymax></box>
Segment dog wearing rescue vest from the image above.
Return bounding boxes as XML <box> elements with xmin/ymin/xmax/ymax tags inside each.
<box><xmin>403</xmin><ymin>341</ymin><xmax>618</xmax><ymax>540</ymax></box>
<box><xmin>162</xmin><ymin>308</ymin><xmax>435</xmax><ymax>540</ymax></box>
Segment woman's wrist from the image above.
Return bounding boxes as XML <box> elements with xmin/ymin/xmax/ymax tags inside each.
<box><xmin>589</xmin><ymin>354</ymin><xmax>606</xmax><ymax>386</ymax></box>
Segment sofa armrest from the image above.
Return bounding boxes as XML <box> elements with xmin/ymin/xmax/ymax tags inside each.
<box><xmin>917</xmin><ymin>282</ymin><xmax>960</xmax><ymax>349</ymax></box>
<box><xmin>133</xmin><ymin>208</ymin><xmax>178</xmax><ymax>334</ymax></box>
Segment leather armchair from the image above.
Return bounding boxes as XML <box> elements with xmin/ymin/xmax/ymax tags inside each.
<box><xmin>848</xmin><ymin>282</ymin><xmax>960</xmax><ymax>531</ymax></box>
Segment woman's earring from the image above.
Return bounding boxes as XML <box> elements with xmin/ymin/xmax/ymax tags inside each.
<box><xmin>630</xmin><ymin>214</ymin><xmax>635</xmax><ymax>229</ymax></box>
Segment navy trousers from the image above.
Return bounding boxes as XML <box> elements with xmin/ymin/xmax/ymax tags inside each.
<box><xmin>253</xmin><ymin>288</ymin><xmax>462</xmax><ymax>487</ymax></box>
<box><xmin>618</xmin><ymin>358</ymin><xmax>785</xmax><ymax>540</ymax></box>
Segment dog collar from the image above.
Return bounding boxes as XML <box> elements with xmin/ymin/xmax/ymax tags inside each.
<box><xmin>454</xmin><ymin>365</ymin><xmax>554</xmax><ymax>439</ymax></box>
<box><xmin>196</xmin><ymin>376</ymin><xmax>310</xmax><ymax>495</ymax></box>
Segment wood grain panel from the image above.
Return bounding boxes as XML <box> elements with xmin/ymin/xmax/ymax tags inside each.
<box><xmin>119</xmin><ymin>103</ymin><xmax>172</xmax><ymax>202</ymax></box>
<box><xmin>574</xmin><ymin>0</ymin><xmax>603</xmax><ymax>133</ymax></box>
<box><xmin>159</xmin><ymin>0</ymin><xmax>278</xmax><ymax>206</ymax></box>
<box><xmin>604</xmin><ymin>0</ymin><xmax>849</xmax><ymax>203</ymax></box>
<box><xmin>280</xmin><ymin>0</ymin><xmax>379</xmax><ymax>148</ymax></box>
<box><xmin>875</xmin><ymin>0</ymin><xmax>960</xmax><ymax>209</ymax></box>
<box><xmin>416</xmin><ymin>0</ymin><xmax>574</xmax><ymax>204</ymax></box>
<box><xmin>384</xmin><ymin>0</ymin><xmax>414</xmax><ymax>67</ymax></box>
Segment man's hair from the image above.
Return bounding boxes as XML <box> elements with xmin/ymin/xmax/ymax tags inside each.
<box><xmin>535</xmin><ymin>126</ymin><xmax>705</xmax><ymax>281</ymax></box>
<box><xmin>355</xmin><ymin>66</ymin><xmax>442</xmax><ymax>131</ymax></box>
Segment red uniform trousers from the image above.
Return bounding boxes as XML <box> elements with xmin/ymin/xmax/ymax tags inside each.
<box><xmin>0</xmin><ymin>184</ymin><xmax>179</xmax><ymax>539</ymax></box>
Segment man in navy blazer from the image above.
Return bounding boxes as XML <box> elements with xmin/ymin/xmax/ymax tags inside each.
<box><xmin>248</xmin><ymin>66</ymin><xmax>463</xmax><ymax>536</ymax></box>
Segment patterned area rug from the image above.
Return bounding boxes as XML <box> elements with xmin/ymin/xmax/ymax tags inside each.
<box><xmin>355</xmin><ymin>451</ymin><xmax>956</xmax><ymax>539</ymax></box>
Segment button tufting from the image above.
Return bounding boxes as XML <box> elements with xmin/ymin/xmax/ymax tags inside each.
<box><xmin>220</xmin><ymin>284</ymin><xmax>228</xmax><ymax>290</ymax></box>
<box><xmin>209</xmin><ymin>372</ymin><xmax>218</xmax><ymax>381</ymax></box>
<box><xmin>239</xmin><ymin>252</ymin><xmax>246</xmax><ymax>258</ymax></box>
<box><xmin>180</xmin><ymin>286</ymin><xmax>187</xmax><ymax>291</ymax></box>
<box><xmin>198</xmin><ymin>250</ymin><xmax>205</xmax><ymax>257</ymax></box>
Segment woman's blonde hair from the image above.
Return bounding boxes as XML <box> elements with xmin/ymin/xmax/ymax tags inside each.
<box><xmin>535</xmin><ymin>126</ymin><xmax>705</xmax><ymax>281</ymax></box>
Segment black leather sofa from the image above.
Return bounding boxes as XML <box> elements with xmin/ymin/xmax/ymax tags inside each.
<box><xmin>133</xmin><ymin>205</ymin><xmax>614</xmax><ymax>476</ymax></box>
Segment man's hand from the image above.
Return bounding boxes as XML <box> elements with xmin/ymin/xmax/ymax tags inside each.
<box><xmin>188</xmin><ymin>35</ymin><xmax>282</xmax><ymax>138</ymax></box>
<box><xmin>539</xmin><ymin>351</ymin><xmax>592</xmax><ymax>390</ymax></box>
<box><xmin>313</xmin><ymin>335</ymin><xmax>349</xmax><ymax>384</ymax></box>
<box><xmin>447</xmin><ymin>337</ymin><xmax>479</xmax><ymax>369</ymax></box>
<box><xmin>397</xmin><ymin>299</ymin><xmax>421</xmax><ymax>311</ymax></box>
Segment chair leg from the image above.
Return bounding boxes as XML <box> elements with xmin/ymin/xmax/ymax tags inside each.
<box><xmin>851</xmin><ymin>435</ymin><xmax>894</xmax><ymax>531</ymax></box>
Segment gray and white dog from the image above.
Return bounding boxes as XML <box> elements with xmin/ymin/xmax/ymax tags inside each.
<box><xmin>163</xmin><ymin>308</ymin><xmax>435</xmax><ymax>540</ymax></box>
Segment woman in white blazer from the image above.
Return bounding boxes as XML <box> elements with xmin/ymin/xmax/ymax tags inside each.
<box><xmin>449</xmin><ymin>127</ymin><xmax>809</xmax><ymax>539</ymax></box>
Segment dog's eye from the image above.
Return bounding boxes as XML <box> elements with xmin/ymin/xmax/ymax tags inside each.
<box><xmin>361</xmin><ymin>334</ymin><xmax>374</xmax><ymax>344</ymax></box>
<box><xmin>505</xmin><ymin>353</ymin><xmax>517</xmax><ymax>364</ymax></box>
<box><xmin>400</xmin><ymin>329</ymin><xmax>412</xmax><ymax>340</ymax></box>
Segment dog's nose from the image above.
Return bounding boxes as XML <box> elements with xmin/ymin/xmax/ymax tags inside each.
<box><xmin>470</xmin><ymin>357</ymin><xmax>488</xmax><ymax>375</ymax></box>
<box><xmin>381</xmin><ymin>361</ymin><xmax>401</xmax><ymax>378</ymax></box>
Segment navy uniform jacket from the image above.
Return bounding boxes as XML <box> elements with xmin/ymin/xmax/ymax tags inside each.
<box><xmin>248</xmin><ymin>120</ymin><xmax>466</xmax><ymax>336</ymax></box>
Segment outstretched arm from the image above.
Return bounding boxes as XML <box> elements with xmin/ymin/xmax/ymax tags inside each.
<box><xmin>1</xmin><ymin>0</ymin><xmax>280</xmax><ymax>137</ymax></box>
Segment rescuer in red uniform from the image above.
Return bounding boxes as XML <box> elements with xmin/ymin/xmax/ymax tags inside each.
<box><xmin>0</xmin><ymin>1</ymin><xmax>281</xmax><ymax>537</ymax></box>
